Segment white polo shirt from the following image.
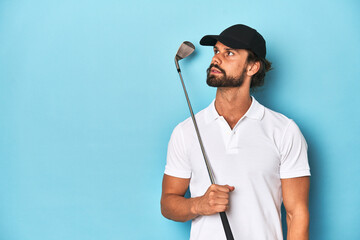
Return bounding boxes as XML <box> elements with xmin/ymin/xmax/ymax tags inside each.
<box><xmin>165</xmin><ymin>97</ymin><xmax>310</xmax><ymax>240</ymax></box>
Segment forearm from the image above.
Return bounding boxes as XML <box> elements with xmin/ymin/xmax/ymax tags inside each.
<box><xmin>161</xmin><ymin>193</ymin><xmax>199</xmax><ymax>222</ymax></box>
<box><xmin>286</xmin><ymin>210</ymin><xmax>309</xmax><ymax>240</ymax></box>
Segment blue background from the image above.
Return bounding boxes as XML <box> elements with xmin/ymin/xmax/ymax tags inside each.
<box><xmin>1</xmin><ymin>0</ymin><xmax>359</xmax><ymax>239</ymax></box>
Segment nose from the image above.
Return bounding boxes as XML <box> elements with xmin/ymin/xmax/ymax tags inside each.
<box><xmin>211</xmin><ymin>54</ymin><xmax>221</xmax><ymax>65</ymax></box>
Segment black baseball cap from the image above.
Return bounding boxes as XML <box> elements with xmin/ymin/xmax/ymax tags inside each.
<box><xmin>200</xmin><ymin>24</ymin><xmax>266</xmax><ymax>58</ymax></box>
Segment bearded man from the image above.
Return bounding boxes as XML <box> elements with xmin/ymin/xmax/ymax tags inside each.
<box><xmin>161</xmin><ymin>24</ymin><xmax>310</xmax><ymax>240</ymax></box>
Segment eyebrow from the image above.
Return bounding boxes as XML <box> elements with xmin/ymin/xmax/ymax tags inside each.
<box><xmin>213</xmin><ymin>46</ymin><xmax>236</xmax><ymax>51</ymax></box>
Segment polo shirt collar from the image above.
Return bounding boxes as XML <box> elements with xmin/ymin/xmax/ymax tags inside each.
<box><xmin>245</xmin><ymin>96</ymin><xmax>265</xmax><ymax>120</ymax></box>
<box><xmin>205</xmin><ymin>96</ymin><xmax>265</xmax><ymax>124</ymax></box>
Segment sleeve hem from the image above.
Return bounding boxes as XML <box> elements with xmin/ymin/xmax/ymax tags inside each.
<box><xmin>280</xmin><ymin>169</ymin><xmax>311</xmax><ymax>179</ymax></box>
<box><xmin>164</xmin><ymin>167</ymin><xmax>191</xmax><ymax>179</ymax></box>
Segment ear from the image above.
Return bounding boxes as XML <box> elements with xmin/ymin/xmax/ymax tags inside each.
<box><xmin>247</xmin><ymin>61</ymin><xmax>260</xmax><ymax>77</ymax></box>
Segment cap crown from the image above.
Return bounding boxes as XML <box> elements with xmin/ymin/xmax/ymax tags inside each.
<box><xmin>200</xmin><ymin>24</ymin><xmax>266</xmax><ymax>58</ymax></box>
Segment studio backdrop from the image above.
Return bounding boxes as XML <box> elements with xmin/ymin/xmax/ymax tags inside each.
<box><xmin>0</xmin><ymin>0</ymin><xmax>359</xmax><ymax>239</ymax></box>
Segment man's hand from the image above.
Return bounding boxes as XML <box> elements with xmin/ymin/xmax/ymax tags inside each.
<box><xmin>161</xmin><ymin>175</ymin><xmax>234</xmax><ymax>222</ymax></box>
<box><xmin>192</xmin><ymin>184</ymin><xmax>235</xmax><ymax>216</ymax></box>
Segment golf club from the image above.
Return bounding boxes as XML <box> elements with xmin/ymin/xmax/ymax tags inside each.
<box><xmin>175</xmin><ymin>41</ymin><xmax>235</xmax><ymax>240</ymax></box>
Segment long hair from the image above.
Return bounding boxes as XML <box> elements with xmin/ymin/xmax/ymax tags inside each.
<box><xmin>247</xmin><ymin>51</ymin><xmax>272</xmax><ymax>88</ymax></box>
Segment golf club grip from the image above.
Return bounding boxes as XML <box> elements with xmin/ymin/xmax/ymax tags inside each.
<box><xmin>220</xmin><ymin>212</ymin><xmax>234</xmax><ymax>240</ymax></box>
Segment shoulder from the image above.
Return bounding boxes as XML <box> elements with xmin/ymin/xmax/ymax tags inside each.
<box><xmin>171</xmin><ymin>103</ymin><xmax>211</xmax><ymax>136</ymax></box>
<box><xmin>255</xmin><ymin>100</ymin><xmax>305</xmax><ymax>145</ymax></box>
<box><xmin>257</xmin><ymin>102</ymin><xmax>303</xmax><ymax>140</ymax></box>
<box><xmin>260</xmin><ymin>103</ymin><xmax>306</xmax><ymax>148</ymax></box>
<box><xmin>262</xmin><ymin>105</ymin><xmax>292</xmax><ymax>128</ymax></box>
<box><xmin>249</xmin><ymin>97</ymin><xmax>292</xmax><ymax>130</ymax></box>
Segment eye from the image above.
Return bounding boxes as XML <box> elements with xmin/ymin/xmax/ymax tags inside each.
<box><xmin>214</xmin><ymin>49</ymin><xmax>220</xmax><ymax>54</ymax></box>
<box><xmin>227</xmin><ymin>51</ymin><xmax>234</xmax><ymax>56</ymax></box>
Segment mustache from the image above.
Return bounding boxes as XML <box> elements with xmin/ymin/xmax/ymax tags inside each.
<box><xmin>207</xmin><ymin>64</ymin><xmax>225</xmax><ymax>75</ymax></box>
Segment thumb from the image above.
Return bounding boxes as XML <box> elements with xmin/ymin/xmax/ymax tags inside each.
<box><xmin>226</xmin><ymin>185</ymin><xmax>235</xmax><ymax>192</ymax></box>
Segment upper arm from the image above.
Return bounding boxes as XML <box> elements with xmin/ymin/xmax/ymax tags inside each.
<box><xmin>161</xmin><ymin>174</ymin><xmax>190</xmax><ymax>198</ymax></box>
<box><xmin>279</xmin><ymin>120</ymin><xmax>310</xmax><ymax>179</ymax></box>
<box><xmin>165</xmin><ymin>125</ymin><xmax>192</xmax><ymax>178</ymax></box>
<box><xmin>160</xmin><ymin>174</ymin><xmax>196</xmax><ymax>222</ymax></box>
<box><xmin>281</xmin><ymin>176</ymin><xmax>310</xmax><ymax>215</ymax></box>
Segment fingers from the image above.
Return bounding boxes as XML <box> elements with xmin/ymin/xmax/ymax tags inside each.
<box><xmin>211</xmin><ymin>202</ymin><xmax>229</xmax><ymax>213</ymax></box>
<box><xmin>208</xmin><ymin>196</ymin><xmax>229</xmax><ymax>206</ymax></box>
<box><xmin>209</xmin><ymin>184</ymin><xmax>235</xmax><ymax>193</ymax></box>
<box><xmin>194</xmin><ymin>184</ymin><xmax>235</xmax><ymax>216</ymax></box>
<box><xmin>209</xmin><ymin>190</ymin><xmax>228</xmax><ymax>199</ymax></box>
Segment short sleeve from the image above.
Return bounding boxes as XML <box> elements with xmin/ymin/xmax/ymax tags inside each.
<box><xmin>279</xmin><ymin>120</ymin><xmax>311</xmax><ymax>179</ymax></box>
<box><xmin>164</xmin><ymin>125</ymin><xmax>192</xmax><ymax>178</ymax></box>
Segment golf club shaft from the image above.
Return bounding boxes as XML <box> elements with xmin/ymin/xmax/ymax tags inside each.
<box><xmin>177</xmin><ymin>70</ymin><xmax>234</xmax><ymax>240</ymax></box>
<box><xmin>178</xmin><ymin>70</ymin><xmax>215</xmax><ymax>184</ymax></box>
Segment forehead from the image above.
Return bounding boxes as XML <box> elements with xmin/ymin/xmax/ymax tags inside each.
<box><xmin>214</xmin><ymin>41</ymin><xmax>231</xmax><ymax>49</ymax></box>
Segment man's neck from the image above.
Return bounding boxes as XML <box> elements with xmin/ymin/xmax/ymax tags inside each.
<box><xmin>214</xmin><ymin>86</ymin><xmax>252</xmax><ymax>130</ymax></box>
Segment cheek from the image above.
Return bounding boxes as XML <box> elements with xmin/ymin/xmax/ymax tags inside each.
<box><xmin>228</xmin><ymin>63</ymin><xmax>246</xmax><ymax>77</ymax></box>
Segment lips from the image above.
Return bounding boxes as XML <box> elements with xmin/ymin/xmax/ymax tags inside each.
<box><xmin>207</xmin><ymin>64</ymin><xmax>225</xmax><ymax>76</ymax></box>
<box><xmin>210</xmin><ymin>67</ymin><xmax>223</xmax><ymax>74</ymax></box>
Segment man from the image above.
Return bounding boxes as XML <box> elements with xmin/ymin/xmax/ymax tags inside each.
<box><xmin>161</xmin><ymin>24</ymin><xmax>310</xmax><ymax>240</ymax></box>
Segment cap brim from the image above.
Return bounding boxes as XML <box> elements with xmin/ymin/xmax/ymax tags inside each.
<box><xmin>200</xmin><ymin>35</ymin><xmax>251</xmax><ymax>50</ymax></box>
<box><xmin>199</xmin><ymin>35</ymin><xmax>219</xmax><ymax>46</ymax></box>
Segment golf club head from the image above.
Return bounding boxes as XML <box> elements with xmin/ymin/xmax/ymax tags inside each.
<box><xmin>175</xmin><ymin>41</ymin><xmax>195</xmax><ymax>72</ymax></box>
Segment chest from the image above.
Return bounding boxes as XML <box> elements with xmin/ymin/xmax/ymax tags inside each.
<box><xmin>186</xmin><ymin>120</ymin><xmax>281</xmax><ymax>194</ymax></box>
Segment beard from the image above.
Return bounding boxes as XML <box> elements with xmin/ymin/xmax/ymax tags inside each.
<box><xmin>206</xmin><ymin>64</ymin><xmax>247</xmax><ymax>88</ymax></box>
